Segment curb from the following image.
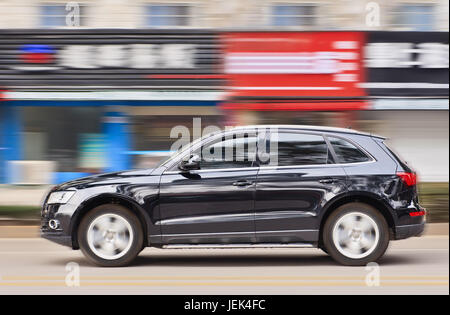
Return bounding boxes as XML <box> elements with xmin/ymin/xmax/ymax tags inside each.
<box><xmin>0</xmin><ymin>226</ymin><xmax>40</xmax><ymax>238</ymax></box>
<box><xmin>0</xmin><ymin>223</ymin><xmax>448</xmax><ymax>239</ymax></box>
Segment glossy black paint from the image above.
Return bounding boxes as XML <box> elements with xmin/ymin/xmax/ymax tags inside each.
<box><xmin>159</xmin><ymin>168</ymin><xmax>258</xmax><ymax>244</ymax></box>
<box><xmin>254</xmin><ymin>165</ymin><xmax>347</xmax><ymax>243</ymax></box>
<box><xmin>41</xmin><ymin>126</ymin><xmax>426</xmax><ymax>249</ymax></box>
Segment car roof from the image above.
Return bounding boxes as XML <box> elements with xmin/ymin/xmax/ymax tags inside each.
<box><xmin>229</xmin><ymin>125</ymin><xmax>385</xmax><ymax>139</ymax></box>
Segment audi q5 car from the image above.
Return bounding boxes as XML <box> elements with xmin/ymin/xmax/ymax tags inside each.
<box><xmin>41</xmin><ymin>125</ymin><xmax>426</xmax><ymax>266</ymax></box>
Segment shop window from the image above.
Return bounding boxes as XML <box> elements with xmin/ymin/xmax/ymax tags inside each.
<box><xmin>271</xmin><ymin>3</ymin><xmax>318</xmax><ymax>27</ymax></box>
<box><xmin>23</xmin><ymin>107</ymin><xmax>104</xmax><ymax>172</ymax></box>
<box><xmin>390</xmin><ymin>3</ymin><xmax>435</xmax><ymax>31</ymax></box>
<box><xmin>41</xmin><ymin>2</ymin><xmax>86</xmax><ymax>27</ymax></box>
<box><xmin>145</xmin><ymin>4</ymin><xmax>192</xmax><ymax>27</ymax></box>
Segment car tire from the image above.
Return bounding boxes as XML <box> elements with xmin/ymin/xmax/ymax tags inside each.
<box><xmin>323</xmin><ymin>203</ymin><xmax>390</xmax><ymax>266</ymax></box>
<box><xmin>78</xmin><ymin>204</ymin><xmax>144</xmax><ymax>267</ymax></box>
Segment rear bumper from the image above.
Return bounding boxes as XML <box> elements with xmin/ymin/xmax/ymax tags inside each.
<box><xmin>394</xmin><ymin>222</ymin><xmax>426</xmax><ymax>240</ymax></box>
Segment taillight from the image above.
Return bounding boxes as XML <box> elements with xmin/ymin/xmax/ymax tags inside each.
<box><xmin>409</xmin><ymin>210</ymin><xmax>426</xmax><ymax>217</ymax></box>
<box><xmin>397</xmin><ymin>172</ymin><xmax>417</xmax><ymax>186</ymax></box>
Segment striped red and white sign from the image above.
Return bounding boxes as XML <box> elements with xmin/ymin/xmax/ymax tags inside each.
<box><xmin>222</xmin><ymin>32</ymin><xmax>365</xmax><ymax>100</ymax></box>
<box><xmin>225</xmin><ymin>52</ymin><xmax>339</xmax><ymax>74</ymax></box>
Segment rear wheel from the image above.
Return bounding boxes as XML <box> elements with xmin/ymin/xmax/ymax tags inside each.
<box><xmin>323</xmin><ymin>203</ymin><xmax>390</xmax><ymax>266</ymax></box>
<box><xmin>78</xmin><ymin>204</ymin><xmax>144</xmax><ymax>267</ymax></box>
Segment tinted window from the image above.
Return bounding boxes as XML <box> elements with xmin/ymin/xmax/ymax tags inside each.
<box><xmin>197</xmin><ymin>133</ymin><xmax>257</xmax><ymax>169</ymax></box>
<box><xmin>269</xmin><ymin>133</ymin><xmax>330</xmax><ymax>166</ymax></box>
<box><xmin>272</xmin><ymin>4</ymin><xmax>317</xmax><ymax>27</ymax></box>
<box><xmin>329</xmin><ymin>137</ymin><xmax>370</xmax><ymax>164</ymax></box>
<box><xmin>146</xmin><ymin>5</ymin><xmax>191</xmax><ymax>27</ymax></box>
<box><xmin>41</xmin><ymin>4</ymin><xmax>86</xmax><ymax>27</ymax></box>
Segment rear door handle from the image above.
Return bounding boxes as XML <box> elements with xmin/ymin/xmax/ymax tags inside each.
<box><xmin>233</xmin><ymin>180</ymin><xmax>253</xmax><ymax>187</ymax></box>
<box><xmin>319</xmin><ymin>178</ymin><xmax>337</xmax><ymax>184</ymax></box>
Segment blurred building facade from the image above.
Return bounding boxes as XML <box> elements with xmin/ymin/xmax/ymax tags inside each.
<box><xmin>0</xmin><ymin>0</ymin><xmax>448</xmax><ymax>31</ymax></box>
<box><xmin>0</xmin><ymin>0</ymin><xmax>448</xmax><ymax>184</ymax></box>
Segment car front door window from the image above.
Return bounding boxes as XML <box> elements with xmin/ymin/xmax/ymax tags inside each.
<box><xmin>197</xmin><ymin>133</ymin><xmax>258</xmax><ymax>170</ymax></box>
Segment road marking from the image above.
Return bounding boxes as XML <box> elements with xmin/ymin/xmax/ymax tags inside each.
<box><xmin>389</xmin><ymin>249</ymin><xmax>449</xmax><ymax>251</ymax></box>
<box><xmin>0</xmin><ymin>247</ymin><xmax>448</xmax><ymax>254</ymax></box>
<box><xmin>0</xmin><ymin>281</ymin><xmax>448</xmax><ymax>287</ymax></box>
<box><xmin>3</xmin><ymin>275</ymin><xmax>449</xmax><ymax>281</ymax></box>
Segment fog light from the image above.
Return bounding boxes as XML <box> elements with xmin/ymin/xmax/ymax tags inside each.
<box><xmin>49</xmin><ymin>219</ymin><xmax>60</xmax><ymax>230</ymax></box>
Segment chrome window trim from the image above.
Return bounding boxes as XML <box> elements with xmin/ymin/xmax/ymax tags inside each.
<box><xmin>258</xmin><ymin>159</ymin><xmax>376</xmax><ymax>170</ymax></box>
<box><xmin>163</xmin><ymin>127</ymin><xmax>378</xmax><ymax>173</ymax></box>
<box><xmin>263</xmin><ymin>129</ymin><xmax>377</xmax><ymax>166</ymax></box>
<box><xmin>163</xmin><ymin>160</ymin><xmax>376</xmax><ymax>175</ymax></box>
<box><xmin>161</xmin><ymin>229</ymin><xmax>319</xmax><ymax>237</ymax></box>
<box><xmin>163</xmin><ymin>166</ymin><xmax>260</xmax><ymax>175</ymax></box>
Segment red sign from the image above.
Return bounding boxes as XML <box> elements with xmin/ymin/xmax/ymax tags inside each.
<box><xmin>222</xmin><ymin>32</ymin><xmax>367</xmax><ymax>110</ymax></box>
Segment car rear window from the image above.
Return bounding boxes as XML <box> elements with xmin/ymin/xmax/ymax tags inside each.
<box><xmin>328</xmin><ymin>137</ymin><xmax>371</xmax><ymax>164</ymax></box>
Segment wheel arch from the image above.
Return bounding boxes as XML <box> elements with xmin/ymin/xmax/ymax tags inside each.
<box><xmin>70</xmin><ymin>194</ymin><xmax>150</xmax><ymax>249</ymax></box>
<box><xmin>318</xmin><ymin>192</ymin><xmax>396</xmax><ymax>247</ymax></box>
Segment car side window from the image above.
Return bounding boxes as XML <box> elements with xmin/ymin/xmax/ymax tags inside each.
<box><xmin>328</xmin><ymin>136</ymin><xmax>371</xmax><ymax>164</ymax></box>
<box><xmin>196</xmin><ymin>132</ymin><xmax>258</xmax><ymax>169</ymax></box>
<box><xmin>267</xmin><ymin>132</ymin><xmax>331</xmax><ymax>166</ymax></box>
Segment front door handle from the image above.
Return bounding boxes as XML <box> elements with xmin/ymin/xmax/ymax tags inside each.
<box><xmin>319</xmin><ymin>178</ymin><xmax>337</xmax><ymax>184</ymax></box>
<box><xmin>233</xmin><ymin>180</ymin><xmax>253</xmax><ymax>187</ymax></box>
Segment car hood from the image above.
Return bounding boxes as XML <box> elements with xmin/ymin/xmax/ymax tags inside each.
<box><xmin>56</xmin><ymin>169</ymin><xmax>154</xmax><ymax>191</ymax></box>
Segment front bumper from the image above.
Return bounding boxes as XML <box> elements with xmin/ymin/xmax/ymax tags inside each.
<box><xmin>40</xmin><ymin>230</ymin><xmax>73</xmax><ymax>247</ymax></box>
<box><xmin>40</xmin><ymin>202</ymin><xmax>77</xmax><ymax>248</ymax></box>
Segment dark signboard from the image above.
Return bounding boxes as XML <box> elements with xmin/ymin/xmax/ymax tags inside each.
<box><xmin>0</xmin><ymin>30</ymin><xmax>448</xmax><ymax>100</ymax></box>
<box><xmin>0</xmin><ymin>29</ymin><xmax>223</xmax><ymax>89</ymax></box>
<box><xmin>364</xmin><ymin>32</ymin><xmax>449</xmax><ymax>97</ymax></box>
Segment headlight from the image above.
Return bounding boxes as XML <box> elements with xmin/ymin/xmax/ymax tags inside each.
<box><xmin>47</xmin><ymin>191</ymin><xmax>76</xmax><ymax>205</ymax></box>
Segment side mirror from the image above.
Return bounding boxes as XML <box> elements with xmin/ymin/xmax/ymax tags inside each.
<box><xmin>179</xmin><ymin>154</ymin><xmax>201</xmax><ymax>171</ymax></box>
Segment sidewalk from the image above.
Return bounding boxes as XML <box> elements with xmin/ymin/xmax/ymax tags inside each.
<box><xmin>0</xmin><ymin>185</ymin><xmax>51</xmax><ymax>206</ymax></box>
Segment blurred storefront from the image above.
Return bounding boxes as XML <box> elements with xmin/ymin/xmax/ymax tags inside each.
<box><xmin>221</xmin><ymin>31</ymin><xmax>368</xmax><ymax>129</ymax></box>
<box><xmin>362</xmin><ymin>31</ymin><xmax>449</xmax><ymax>182</ymax></box>
<box><xmin>0</xmin><ymin>30</ymin><xmax>225</xmax><ymax>184</ymax></box>
<box><xmin>0</xmin><ymin>29</ymin><xmax>448</xmax><ymax>184</ymax></box>
<box><xmin>221</xmin><ymin>31</ymin><xmax>449</xmax><ymax>182</ymax></box>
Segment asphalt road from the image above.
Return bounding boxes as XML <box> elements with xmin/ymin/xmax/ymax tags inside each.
<box><xmin>0</xmin><ymin>236</ymin><xmax>448</xmax><ymax>295</ymax></box>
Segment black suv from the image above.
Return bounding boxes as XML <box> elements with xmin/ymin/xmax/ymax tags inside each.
<box><xmin>41</xmin><ymin>125</ymin><xmax>425</xmax><ymax>266</ymax></box>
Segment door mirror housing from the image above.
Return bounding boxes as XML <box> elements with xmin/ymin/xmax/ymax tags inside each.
<box><xmin>179</xmin><ymin>154</ymin><xmax>201</xmax><ymax>171</ymax></box>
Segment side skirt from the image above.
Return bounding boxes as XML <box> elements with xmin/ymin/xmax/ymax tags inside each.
<box><xmin>161</xmin><ymin>243</ymin><xmax>315</xmax><ymax>249</ymax></box>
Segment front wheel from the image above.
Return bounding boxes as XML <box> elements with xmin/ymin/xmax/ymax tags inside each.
<box><xmin>323</xmin><ymin>203</ymin><xmax>390</xmax><ymax>266</ymax></box>
<box><xmin>78</xmin><ymin>204</ymin><xmax>144</xmax><ymax>267</ymax></box>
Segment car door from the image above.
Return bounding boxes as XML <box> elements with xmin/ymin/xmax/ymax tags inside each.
<box><xmin>159</xmin><ymin>130</ymin><xmax>259</xmax><ymax>244</ymax></box>
<box><xmin>254</xmin><ymin>130</ymin><xmax>347</xmax><ymax>243</ymax></box>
